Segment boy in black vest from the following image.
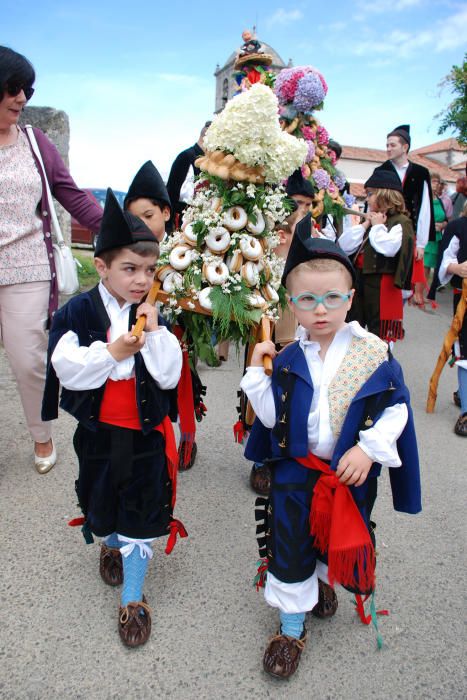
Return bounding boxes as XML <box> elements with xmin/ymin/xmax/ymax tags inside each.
<box><xmin>42</xmin><ymin>190</ymin><xmax>185</xmax><ymax>647</ymax></box>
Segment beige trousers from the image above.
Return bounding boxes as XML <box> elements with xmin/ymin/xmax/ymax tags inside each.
<box><xmin>0</xmin><ymin>281</ymin><xmax>52</xmax><ymax>442</ymax></box>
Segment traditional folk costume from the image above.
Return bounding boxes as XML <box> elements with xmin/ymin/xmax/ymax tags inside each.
<box><xmin>124</xmin><ymin>161</ymin><xmax>207</xmax><ymax>470</ymax></box>
<box><xmin>42</xmin><ymin>191</ymin><xmax>185</xmax><ymax>647</ymax></box>
<box><xmin>375</xmin><ymin>124</ymin><xmax>435</xmax><ymax>293</ymax></box>
<box><xmin>339</xmin><ymin>170</ymin><xmax>415</xmax><ymax>342</ymax></box>
<box><xmin>438</xmin><ymin>218</ymin><xmax>467</xmax><ymax>436</ymax></box>
<box><xmin>240</xmin><ymin>235</ymin><xmax>421</xmax><ymax>678</ymax></box>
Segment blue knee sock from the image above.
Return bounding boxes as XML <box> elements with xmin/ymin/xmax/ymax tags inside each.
<box><xmin>279</xmin><ymin>611</ymin><xmax>305</xmax><ymax>639</ymax></box>
<box><xmin>458</xmin><ymin>366</ymin><xmax>467</xmax><ymax>414</ymax></box>
<box><xmin>121</xmin><ymin>547</ymin><xmax>151</xmax><ymax>606</ymax></box>
<box><xmin>104</xmin><ymin>532</ymin><xmax>121</xmax><ymax>549</ymax></box>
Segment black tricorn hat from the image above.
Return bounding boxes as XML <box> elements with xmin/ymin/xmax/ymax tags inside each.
<box><xmin>365</xmin><ymin>168</ymin><xmax>403</xmax><ymax>192</ymax></box>
<box><xmin>387</xmin><ymin>124</ymin><xmax>411</xmax><ymax>148</ymax></box>
<box><xmin>94</xmin><ymin>188</ymin><xmax>158</xmax><ymax>256</ymax></box>
<box><xmin>281</xmin><ymin>213</ymin><xmax>355</xmax><ymax>286</ymax></box>
<box><xmin>124</xmin><ymin>160</ymin><xmax>171</xmax><ymax>211</ymax></box>
<box><xmin>286</xmin><ymin>168</ymin><xmax>316</xmax><ymax>199</ymax></box>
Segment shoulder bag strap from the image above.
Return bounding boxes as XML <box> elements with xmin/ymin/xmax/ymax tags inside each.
<box><xmin>24</xmin><ymin>125</ymin><xmax>65</xmax><ymax>245</ymax></box>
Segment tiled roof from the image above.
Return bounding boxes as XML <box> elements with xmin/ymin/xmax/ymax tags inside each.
<box><xmin>342</xmin><ymin>146</ymin><xmax>386</xmax><ymax>162</ymax></box>
<box><xmin>411</xmin><ymin>138</ymin><xmax>465</xmax><ymax>155</ymax></box>
<box><xmin>340</xmin><ymin>145</ymin><xmax>458</xmax><ymax>183</ymax></box>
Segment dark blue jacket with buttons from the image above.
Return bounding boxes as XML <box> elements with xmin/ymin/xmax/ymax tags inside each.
<box><xmin>42</xmin><ymin>285</ymin><xmax>172</xmax><ymax>434</ymax></box>
<box><xmin>245</xmin><ymin>340</ymin><xmax>422</xmax><ymax>515</ymax></box>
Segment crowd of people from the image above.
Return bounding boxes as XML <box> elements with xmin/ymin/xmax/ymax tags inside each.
<box><xmin>1</xmin><ymin>44</ymin><xmax>466</xmax><ymax>678</ymax></box>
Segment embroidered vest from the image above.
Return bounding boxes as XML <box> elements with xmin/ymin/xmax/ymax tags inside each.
<box><xmin>328</xmin><ymin>334</ymin><xmax>388</xmax><ymax>438</ymax></box>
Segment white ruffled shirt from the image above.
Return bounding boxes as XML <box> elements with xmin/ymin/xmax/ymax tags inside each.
<box><xmin>51</xmin><ymin>281</ymin><xmax>182</xmax><ymax>390</ymax></box>
<box><xmin>392</xmin><ymin>162</ymin><xmax>431</xmax><ymax>249</ymax></box>
<box><xmin>240</xmin><ymin>322</ymin><xmax>407</xmax><ymax>467</ymax></box>
<box><xmin>338</xmin><ymin>222</ymin><xmax>402</xmax><ymax>258</ymax></box>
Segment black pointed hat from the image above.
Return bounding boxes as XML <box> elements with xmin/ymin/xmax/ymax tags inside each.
<box><xmin>124</xmin><ymin>160</ymin><xmax>171</xmax><ymax>211</ymax></box>
<box><xmin>281</xmin><ymin>213</ymin><xmax>355</xmax><ymax>286</ymax></box>
<box><xmin>94</xmin><ymin>188</ymin><xmax>158</xmax><ymax>256</ymax></box>
<box><xmin>286</xmin><ymin>169</ymin><xmax>316</xmax><ymax>199</ymax></box>
<box><xmin>387</xmin><ymin>124</ymin><xmax>411</xmax><ymax>148</ymax></box>
<box><xmin>365</xmin><ymin>168</ymin><xmax>403</xmax><ymax>192</ymax></box>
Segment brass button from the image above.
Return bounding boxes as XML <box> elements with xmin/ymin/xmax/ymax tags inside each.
<box><xmin>143</xmin><ymin>418</ymin><xmax>150</xmax><ymax>423</ymax></box>
<box><xmin>281</xmin><ymin>393</ymin><xmax>287</xmax><ymax>402</ymax></box>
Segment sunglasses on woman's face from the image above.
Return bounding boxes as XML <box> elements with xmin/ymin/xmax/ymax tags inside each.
<box><xmin>5</xmin><ymin>83</ymin><xmax>35</xmax><ymax>101</ymax></box>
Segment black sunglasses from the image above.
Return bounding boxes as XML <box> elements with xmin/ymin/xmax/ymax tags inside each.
<box><xmin>5</xmin><ymin>83</ymin><xmax>35</xmax><ymax>101</ymax></box>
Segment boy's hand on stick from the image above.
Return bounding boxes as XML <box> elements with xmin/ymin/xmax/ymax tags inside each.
<box><xmin>136</xmin><ymin>302</ymin><xmax>159</xmax><ymax>332</ymax></box>
<box><xmin>368</xmin><ymin>211</ymin><xmax>387</xmax><ymax>226</ymax></box>
<box><xmin>107</xmin><ymin>331</ymin><xmax>146</xmax><ymax>362</ymax></box>
<box><xmin>251</xmin><ymin>340</ymin><xmax>276</xmax><ymax>367</ymax></box>
<box><xmin>336</xmin><ymin>444</ymin><xmax>373</xmax><ymax>487</ymax></box>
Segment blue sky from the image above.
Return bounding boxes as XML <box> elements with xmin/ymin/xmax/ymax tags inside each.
<box><xmin>3</xmin><ymin>0</ymin><xmax>466</xmax><ymax>190</ymax></box>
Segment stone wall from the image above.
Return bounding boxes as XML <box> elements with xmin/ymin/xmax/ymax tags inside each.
<box><xmin>19</xmin><ymin>106</ymin><xmax>72</xmax><ymax>244</ymax></box>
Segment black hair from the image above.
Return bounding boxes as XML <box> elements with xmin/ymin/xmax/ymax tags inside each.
<box><xmin>97</xmin><ymin>240</ymin><xmax>160</xmax><ymax>266</ymax></box>
<box><xmin>0</xmin><ymin>46</ymin><xmax>35</xmax><ymax>101</ymax></box>
<box><xmin>124</xmin><ymin>196</ymin><xmax>169</xmax><ymax>213</ymax></box>
<box><xmin>328</xmin><ymin>139</ymin><xmax>342</xmax><ymax>160</ymax></box>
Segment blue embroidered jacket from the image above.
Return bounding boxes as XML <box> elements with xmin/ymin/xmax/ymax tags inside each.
<box><xmin>42</xmin><ymin>286</ymin><xmax>173</xmax><ymax>434</ymax></box>
<box><xmin>245</xmin><ymin>340</ymin><xmax>422</xmax><ymax>515</ymax></box>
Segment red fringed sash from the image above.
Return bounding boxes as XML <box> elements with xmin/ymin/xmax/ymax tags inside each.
<box><xmin>411</xmin><ymin>257</ymin><xmax>426</xmax><ymax>285</ymax></box>
<box><xmin>99</xmin><ymin>378</ymin><xmax>179</xmax><ymax>507</ymax></box>
<box><xmin>173</xmin><ymin>325</ymin><xmax>196</xmax><ymax>466</ymax></box>
<box><xmin>379</xmin><ymin>274</ymin><xmax>404</xmax><ymax>341</ymax></box>
<box><xmin>296</xmin><ymin>453</ymin><xmax>376</xmax><ymax>592</ymax></box>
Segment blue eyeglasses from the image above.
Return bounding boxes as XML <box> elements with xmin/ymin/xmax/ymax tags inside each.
<box><xmin>290</xmin><ymin>291</ymin><xmax>352</xmax><ymax>311</ymax></box>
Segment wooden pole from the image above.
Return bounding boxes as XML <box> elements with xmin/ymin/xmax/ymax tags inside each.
<box><xmin>131</xmin><ymin>280</ymin><xmax>161</xmax><ymax>338</ymax></box>
<box><xmin>426</xmin><ymin>279</ymin><xmax>467</xmax><ymax>413</ymax></box>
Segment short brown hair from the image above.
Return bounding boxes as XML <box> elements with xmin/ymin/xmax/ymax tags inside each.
<box><xmin>372</xmin><ymin>188</ymin><xmax>407</xmax><ymax>216</ymax></box>
<box><xmin>97</xmin><ymin>240</ymin><xmax>159</xmax><ymax>266</ymax></box>
<box><xmin>287</xmin><ymin>257</ymin><xmax>353</xmax><ymax>291</ymax></box>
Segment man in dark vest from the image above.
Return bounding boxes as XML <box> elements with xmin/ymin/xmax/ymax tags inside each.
<box><xmin>166</xmin><ymin>121</ymin><xmax>212</xmax><ymax>232</ymax></box>
<box><xmin>375</xmin><ymin>125</ymin><xmax>435</xmax><ymax>303</ymax></box>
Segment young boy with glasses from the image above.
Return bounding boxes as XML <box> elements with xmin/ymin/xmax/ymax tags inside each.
<box><xmin>240</xmin><ymin>219</ymin><xmax>421</xmax><ymax>679</ymax></box>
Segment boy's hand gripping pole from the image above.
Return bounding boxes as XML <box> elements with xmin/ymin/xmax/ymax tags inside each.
<box><xmin>131</xmin><ymin>280</ymin><xmax>161</xmax><ymax>339</ymax></box>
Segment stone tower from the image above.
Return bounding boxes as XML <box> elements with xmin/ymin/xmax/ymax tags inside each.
<box><xmin>214</xmin><ymin>35</ymin><xmax>292</xmax><ymax>113</ymax></box>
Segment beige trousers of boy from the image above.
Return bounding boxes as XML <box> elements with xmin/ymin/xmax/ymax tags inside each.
<box><xmin>0</xmin><ymin>281</ymin><xmax>52</xmax><ymax>442</ymax></box>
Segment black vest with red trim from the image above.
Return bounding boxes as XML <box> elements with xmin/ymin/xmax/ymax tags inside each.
<box><xmin>42</xmin><ymin>285</ymin><xmax>172</xmax><ymax>433</ymax></box>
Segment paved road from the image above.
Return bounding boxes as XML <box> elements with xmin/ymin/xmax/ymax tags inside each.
<box><xmin>1</xmin><ymin>291</ymin><xmax>465</xmax><ymax>699</ymax></box>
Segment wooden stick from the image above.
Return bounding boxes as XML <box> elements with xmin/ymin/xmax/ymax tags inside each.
<box><xmin>131</xmin><ymin>280</ymin><xmax>161</xmax><ymax>338</ymax></box>
<box><xmin>426</xmin><ymin>279</ymin><xmax>467</xmax><ymax>413</ymax></box>
<box><xmin>260</xmin><ymin>316</ymin><xmax>273</xmax><ymax>376</ymax></box>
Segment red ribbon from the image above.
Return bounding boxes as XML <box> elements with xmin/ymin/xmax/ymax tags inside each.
<box><xmin>354</xmin><ymin>594</ymin><xmax>389</xmax><ymax>625</ymax></box>
<box><xmin>165</xmin><ymin>518</ymin><xmax>188</xmax><ymax>555</ymax></box>
<box><xmin>233</xmin><ymin>420</ymin><xmax>245</xmax><ymax>444</ymax></box>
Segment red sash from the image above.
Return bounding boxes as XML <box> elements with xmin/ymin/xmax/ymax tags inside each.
<box><xmin>172</xmin><ymin>325</ymin><xmax>196</xmax><ymax>464</ymax></box>
<box><xmin>99</xmin><ymin>378</ymin><xmax>178</xmax><ymax>506</ymax></box>
<box><xmin>379</xmin><ymin>274</ymin><xmax>404</xmax><ymax>341</ymax></box>
<box><xmin>296</xmin><ymin>453</ymin><xmax>375</xmax><ymax>592</ymax></box>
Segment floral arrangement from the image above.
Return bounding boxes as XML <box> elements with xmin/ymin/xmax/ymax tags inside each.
<box><xmin>156</xmin><ymin>84</ymin><xmax>305</xmax><ymax>360</ymax></box>
<box><xmin>274</xmin><ymin>65</ymin><xmax>347</xmax><ymax>220</ymax></box>
<box><xmin>203</xmin><ymin>84</ymin><xmax>307</xmax><ymax>184</ymax></box>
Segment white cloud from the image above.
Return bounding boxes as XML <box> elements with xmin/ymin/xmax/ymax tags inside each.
<box><xmin>355</xmin><ymin>0</ymin><xmax>421</xmax><ymax>14</ymax></box>
<box><xmin>351</xmin><ymin>6</ymin><xmax>467</xmax><ymax>59</ymax></box>
<box><xmin>267</xmin><ymin>8</ymin><xmax>303</xmax><ymax>27</ymax></box>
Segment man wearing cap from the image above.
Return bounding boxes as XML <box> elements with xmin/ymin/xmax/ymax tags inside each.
<box><xmin>376</xmin><ymin>125</ymin><xmax>435</xmax><ymax>302</ymax></box>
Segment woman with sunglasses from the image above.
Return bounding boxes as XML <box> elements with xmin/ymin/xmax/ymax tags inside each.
<box><xmin>0</xmin><ymin>46</ymin><xmax>103</xmax><ymax>473</ymax></box>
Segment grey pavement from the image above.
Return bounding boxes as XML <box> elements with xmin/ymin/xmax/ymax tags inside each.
<box><xmin>1</xmin><ymin>291</ymin><xmax>466</xmax><ymax>700</ymax></box>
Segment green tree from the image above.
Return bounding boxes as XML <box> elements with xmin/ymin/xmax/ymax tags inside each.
<box><xmin>437</xmin><ymin>53</ymin><xmax>467</xmax><ymax>147</ymax></box>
